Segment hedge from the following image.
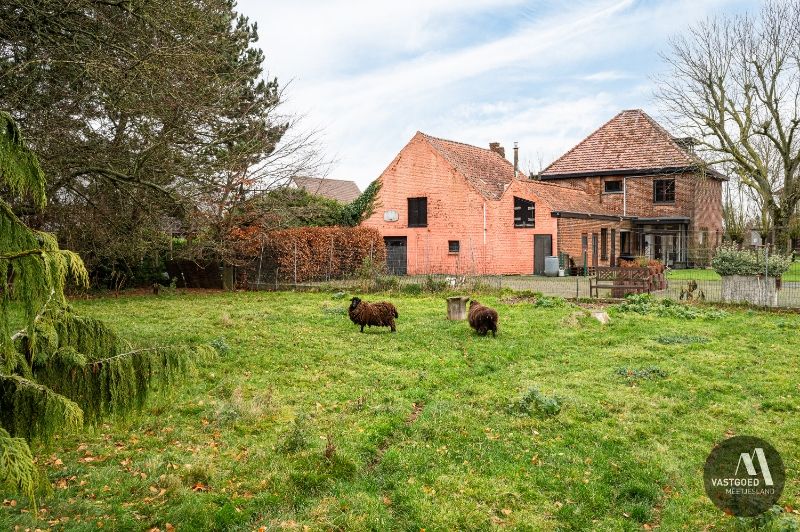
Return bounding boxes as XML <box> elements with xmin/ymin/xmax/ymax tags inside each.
<box><xmin>711</xmin><ymin>244</ymin><xmax>792</xmax><ymax>277</ymax></box>
<box><xmin>262</xmin><ymin>226</ymin><xmax>386</xmax><ymax>282</ymax></box>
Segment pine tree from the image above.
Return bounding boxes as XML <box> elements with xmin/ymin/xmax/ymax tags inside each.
<box><xmin>0</xmin><ymin>112</ymin><xmax>212</xmax><ymax>505</ymax></box>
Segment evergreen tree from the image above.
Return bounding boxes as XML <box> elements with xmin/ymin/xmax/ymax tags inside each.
<box><xmin>0</xmin><ymin>112</ymin><xmax>212</xmax><ymax>505</ymax></box>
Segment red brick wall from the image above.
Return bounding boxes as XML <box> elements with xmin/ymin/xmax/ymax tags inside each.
<box><xmin>556</xmin><ymin>218</ymin><xmax>632</xmax><ymax>268</ymax></box>
<box><xmin>553</xmin><ymin>172</ymin><xmax>721</xmax><ymax>222</ymax></box>
<box><xmin>361</xmin><ymin>134</ymin><xmax>559</xmax><ymax>275</ymax></box>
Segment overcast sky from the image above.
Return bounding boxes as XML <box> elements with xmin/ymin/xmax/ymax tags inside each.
<box><xmin>239</xmin><ymin>0</ymin><xmax>758</xmax><ymax>190</ymax></box>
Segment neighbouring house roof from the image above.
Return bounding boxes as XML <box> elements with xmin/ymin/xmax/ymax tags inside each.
<box><xmin>292</xmin><ymin>176</ymin><xmax>361</xmax><ymax>203</ymax></box>
<box><xmin>540</xmin><ymin>109</ymin><xmax>726</xmax><ymax>180</ymax></box>
<box><xmin>420</xmin><ymin>132</ymin><xmax>515</xmax><ymax>200</ymax></box>
<box><xmin>515</xmin><ymin>179</ymin><xmax>621</xmax><ymax>218</ymax></box>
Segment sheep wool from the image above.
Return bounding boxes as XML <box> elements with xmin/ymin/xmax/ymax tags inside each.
<box><xmin>348</xmin><ymin>297</ymin><xmax>399</xmax><ymax>333</ymax></box>
<box><xmin>468</xmin><ymin>299</ymin><xmax>498</xmax><ymax>337</ymax></box>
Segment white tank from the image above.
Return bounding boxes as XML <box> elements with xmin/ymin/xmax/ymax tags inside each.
<box><xmin>544</xmin><ymin>256</ymin><xmax>560</xmax><ymax>277</ymax></box>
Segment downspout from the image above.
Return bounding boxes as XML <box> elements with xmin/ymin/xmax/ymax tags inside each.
<box><xmin>483</xmin><ymin>202</ymin><xmax>487</xmax><ymax>245</ymax></box>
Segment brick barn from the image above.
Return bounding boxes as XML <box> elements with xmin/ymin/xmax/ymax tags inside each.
<box><xmin>361</xmin><ymin>109</ymin><xmax>724</xmax><ymax>275</ymax></box>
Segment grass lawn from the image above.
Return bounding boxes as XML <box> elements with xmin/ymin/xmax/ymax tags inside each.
<box><xmin>668</xmin><ymin>261</ymin><xmax>800</xmax><ymax>282</ymax></box>
<box><xmin>2</xmin><ymin>291</ymin><xmax>799</xmax><ymax>530</ymax></box>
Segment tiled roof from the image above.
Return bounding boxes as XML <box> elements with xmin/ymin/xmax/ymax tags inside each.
<box><xmin>292</xmin><ymin>176</ymin><xmax>361</xmax><ymax>203</ymax></box>
<box><xmin>515</xmin><ymin>179</ymin><xmax>619</xmax><ymax>217</ymax></box>
<box><xmin>420</xmin><ymin>133</ymin><xmax>515</xmax><ymax>200</ymax></box>
<box><xmin>541</xmin><ymin>109</ymin><xmax>707</xmax><ymax>178</ymax></box>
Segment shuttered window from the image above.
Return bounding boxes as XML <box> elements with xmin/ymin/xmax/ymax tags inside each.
<box><xmin>513</xmin><ymin>197</ymin><xmax>535</xmax><ymax>228</ymax></box>
<box><xmin>408</xmin><ymin>197</ymin><xmax>427</xmax><ymax>227</ymax></box>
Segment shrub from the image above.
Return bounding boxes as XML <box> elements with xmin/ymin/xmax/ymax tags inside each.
<box><xmin>711</xmin><ymin>244</ymin><xmax>792</xmax><ymax>277</ymax></box>
<box><xmin>262</xmin><ymin>226</ymin><xmax>386</xmax><ymax>283</ymax></box>
<box><xmin>508</xmin><ymin>388</ymin><xmax>563</xmax><ymax>417</ymax></box>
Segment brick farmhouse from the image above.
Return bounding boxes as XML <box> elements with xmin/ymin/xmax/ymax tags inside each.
<box><xmin>361</xmin><ymin>110</ymin><xmax>725</xmax><ymax>275</ymax></box>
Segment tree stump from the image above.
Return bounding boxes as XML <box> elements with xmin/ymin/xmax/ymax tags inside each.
<box><xmin>447</xmin><ymin>296</ymin><xmax>470</xmax><ymax>320</ymax></box>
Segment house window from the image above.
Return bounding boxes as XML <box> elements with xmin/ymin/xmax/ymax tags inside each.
<box><xmin>407</xmin><ymin>197</ymin><xmax>427</xmax><ymax>227</ymax></box>
<box><xmin>448</xmin><ymin>240</ymin><xmax>460</xmax><ymax>254</ymax></box>
<box><xmin>603</xmin><ymin>180</ymin><xmax>623</xmax><ymax>193</ymax></box>
<box><xmin>653</xmin><ymin>179</ymin><xmax>675</xmax><ymax>203</ymax></box>
<box><xmin>513</xmin><ymin>197</ymin><xmax>535</xmax><ymax>227</ymax></box>
<box><xmin>601</xmin><ymin>228</ymin><xmax>608</xmax><ymax>260</ymax></box>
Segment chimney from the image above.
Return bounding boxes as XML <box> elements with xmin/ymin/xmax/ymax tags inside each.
<box><xmin>489</xmin><ymin>142</ymin><xmax>505</xmax><ymax>158</ymax></box>
<box><xmin>513</xmin><ymin>142</ymin><xmax>519</xmax><ymax>177</ymax></box>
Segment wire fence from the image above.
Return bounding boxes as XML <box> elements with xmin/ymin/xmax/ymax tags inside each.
<box><xmin>234</xmin><ymin>239</ymin><xmax>800</xmax><ymax>309</ymax></box>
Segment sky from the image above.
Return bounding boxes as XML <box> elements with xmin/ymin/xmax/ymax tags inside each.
<box><xmin>240</xmin><ymin>0</ymin><xmax>758</xmax><ymax>190</ymax></box>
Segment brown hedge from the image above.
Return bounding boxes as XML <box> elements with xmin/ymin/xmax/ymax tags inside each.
<box><xmin>262</xmin><ymin>226</ymin><xmax>386</xmax><ymax>282</ymax></box>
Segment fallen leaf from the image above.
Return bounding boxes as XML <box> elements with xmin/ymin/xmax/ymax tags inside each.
<box><xmin>501</xmin><ymin>508</ymin><xmax>512</xmax><ymax>516</ymax></box>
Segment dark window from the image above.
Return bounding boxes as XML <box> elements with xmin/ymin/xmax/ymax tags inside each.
<box><xmin>448</xmin><ymin>240</ymin><xmax>460</xmax><ymax>254</ymax></box>
<box><xmin>513</xmin><ymin>197</ymin><xmax>535</xmax><ymax>227</ymax></box>
<box><xmin>407</xmin><ymin>197</ymin><xmax>427</xmax><ymax>227</ymax></box>
<box><xmin>653</xmin><ymin>179</ymin><xmax>675</xmax><ymax>203</ymax></box>
<box><xmin>603</xmin><ymin>180</ymin><xmax>623</xmax><ymax>193</ymax></box>
<box><xmin>601</xmin><ymin>228</ymin><xmax>608</xmax><ymax>260</ymax></box>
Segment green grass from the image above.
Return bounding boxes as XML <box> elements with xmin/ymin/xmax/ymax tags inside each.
<box><xmin>668</xmin><ymin>261</ymin><xmax>800</xmax><ymax>281</ymax></box>
<box><xmin>2</xmin><ymin>291</ymin><xmax>799</xmax><ymax>530</ymax></box>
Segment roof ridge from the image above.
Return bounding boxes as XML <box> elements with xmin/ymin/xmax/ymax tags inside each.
<box><xmin>419</xmin><ymin>131</ymin><xmax>497</xmax><ymax>153</ymax></box>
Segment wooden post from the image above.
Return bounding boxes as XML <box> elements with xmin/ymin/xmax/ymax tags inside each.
<box><xmin>447</xmin><ymin>296</ymin><xmax>470</xmax><ymax>320</ymax></box>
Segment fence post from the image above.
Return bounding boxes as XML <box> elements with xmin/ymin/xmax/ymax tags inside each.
<box><xmin>256</xmin><ymin>240</ymin><xmax>264</xmax><ymax>291</ymax></box>
<box><xmin>293</xmin><ymin>242</ymin><xmax>298</xmax><ymax>287</ymax></box>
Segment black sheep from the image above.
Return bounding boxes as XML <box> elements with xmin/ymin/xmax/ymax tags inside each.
<box><xmin>348</xmin><ymin>297</ymin><xmax>399</xmax><ymax>333</ymax></box>
<box><xmin>468</xmin><ymin>299</ymin><xmax>498</xmax><ymax>337</ymax></box>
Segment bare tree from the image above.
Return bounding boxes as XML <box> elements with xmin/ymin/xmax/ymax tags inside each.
<box><xmin>657</xmin><ymin>0</ymin><xmax>800</xmax><ymax>251</ymax></box>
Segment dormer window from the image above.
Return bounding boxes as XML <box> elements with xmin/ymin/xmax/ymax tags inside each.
<box><xmin>513</xmin><ymin>197</ymin><xmax>535</xmax><ymax>227</ymax></box>
<box><xmin>603</xmin><ymin>180</ymin><xmax>623</xmax><ymax>193</ymax></box>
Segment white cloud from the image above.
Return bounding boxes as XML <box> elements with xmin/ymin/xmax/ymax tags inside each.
<box><xmin>241</xmin><ymin>0</ymin><xmax>760</xmax><ymax>189</ymax></box>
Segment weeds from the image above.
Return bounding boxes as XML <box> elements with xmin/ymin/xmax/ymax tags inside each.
<box><xmin>615</xmin><ymin>366</ymin><xmax>668</xmax><ymax>384</ymax></box>
<box><xmin>279</xmin><ymin>412</ymin><xmax>311</xmax><ymax>454</ymax></box>
<box><xmin>507</xmin><ymin>387</ymin><xmax>563</xmax><ymax>417</ymax></box>
<box><xmin>209</xmin><ymin>336</ymin><xmax>231</xmax><ymax>356</ymax></box>
<box><xmin>616</xmin><ymin>294</ymin><xmax>727</xmax><ymax>320</ymax></box>
<box><xmin>655</xmin><ymin>334</ymin><xmax>711</xmax><ymax>345</ymax></box>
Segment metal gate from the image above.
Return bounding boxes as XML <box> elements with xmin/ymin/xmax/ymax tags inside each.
<box><xmin>384</xmin><ymin>237</ymin><xmax>407</xmax><ymax>275</ymax></box>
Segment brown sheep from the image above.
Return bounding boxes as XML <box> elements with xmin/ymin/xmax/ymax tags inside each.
<box><xmin>348</xmin><ymin>297</ymin><xmax>398</xmax><ymax>333</ymax></box>
<box><xmin>468</xmin><ymin>299</ymin><xmax>498</xmax><ymax>337</ymax></box>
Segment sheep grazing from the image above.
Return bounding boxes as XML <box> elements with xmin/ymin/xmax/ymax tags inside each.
<box><xmin>348</xmin><ymin>297</ymin><xmax>399</xmax><ymax>333</ymax></box>
<box><xmin>468</xmin><ymin>299</ymin><xmax>498</xmax><ymax>337</ymax></box>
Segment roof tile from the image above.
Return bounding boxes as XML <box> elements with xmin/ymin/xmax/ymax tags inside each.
<box><xmin>421</xmin><ymin>133</ymin><xmax>515</xmax><ymax>200</ymax></box>
<box><xmin>541</xmin><ymin>110</ymin><xmax>698</xmax><ymax>177</ymax></box>
<box><xmin>292</xmin><ymin>176</ymin><xmax>361</xmax><ymax>203</ymax></box>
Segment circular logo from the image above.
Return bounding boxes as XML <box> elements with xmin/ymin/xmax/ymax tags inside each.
<box><xmin>704</xmin><ymin>436</ymin><xmax>785</xmax><ymax>517</ymax></box>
